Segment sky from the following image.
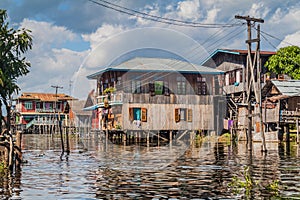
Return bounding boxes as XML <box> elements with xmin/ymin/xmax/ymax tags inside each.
<box><xmin>1</xmin><ymin>0</ymin><xmax>299</xmax><ymax>100</ymax></box>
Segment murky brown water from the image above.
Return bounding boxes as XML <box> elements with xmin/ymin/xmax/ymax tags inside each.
<box><xmin>0</xmin><ymin>133</ymin><xmax>300</xmax><ymax>199</ymax></box>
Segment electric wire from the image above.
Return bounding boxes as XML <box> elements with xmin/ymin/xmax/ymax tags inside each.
<box><xmin>99</xmin><ymin>24</ymin><xmax>246</xmax><ymax>92</ymax></box>
<box><xmin>86</xmin><ymin>0</ymin><xmax>248</xmax><ymax>93</ymax></box>
<box><xmin>88</xmin><ymin>0</ymin><xmax>243</xmax><ymax>28</ymax></box>
<box><xmin>257</xmin><ymin>28</ymin><xmax>296</xmax><ymax>47</ymax></box>
<box><xmin>260</xmin><ymin>32</ymin><xmax>278</xmax><ymax>51</ymax></box>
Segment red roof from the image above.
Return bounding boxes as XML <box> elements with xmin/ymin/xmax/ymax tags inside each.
<box><xmin>222</xmin><ymin>49</ymin><xmax>276</xmax><ymax>55</ymax></box>
<box><xmin>17</xmin><ymin>92</ymin><xmax>75</xmax><ymax>102</ymax></box>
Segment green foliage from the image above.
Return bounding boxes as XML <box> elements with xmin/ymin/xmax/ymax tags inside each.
<box><xmin>103</xmin><ymin>87</ymin><xmax>116</xmax><ymax>94</ymax></box>
<box><xmin>228</xmin><ymin>166</ymin><xmax>281</xmax><ymax>198</ymax></box>
<box><xmin>115</xmin><ymin>123</ymin><xmax>122</xmax><ymax>130</ymax></box>
<box><xmin>0</xmin><ymin>161</ymin><xmax>7</xmax><ymax>173</ymax></box>
<box><xmin>0</xmin><ymin>9</ymin><xmax>32</xmax><ymax>132</ymax></box>
<box><xmin>265</xmin><ymin>46</ymin><xmax>300</xmax><ymax>79</ymax></box>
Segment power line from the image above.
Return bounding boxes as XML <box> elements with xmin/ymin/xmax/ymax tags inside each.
<box><xmin>255</xmin><ymin>28</ymin><xmax>296</xmax><ymax>47</ymax></box>
<box><xmin>88</xmin><ymin>0</ymin><xmax>244</xmax><ymax>28</ymax></box>
<box><xmin>260</xmin><ymin>32</ymin><xmax>278</xmax><ymax>50</ymax></box>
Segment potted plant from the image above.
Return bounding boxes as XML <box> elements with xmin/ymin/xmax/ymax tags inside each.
<box><xmin>103</xmin><ymin>87</ymin><xmax>116</xmax><ymax>100</ymax></box>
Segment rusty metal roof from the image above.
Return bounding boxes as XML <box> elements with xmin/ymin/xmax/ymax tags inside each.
<box><xmin>272</xmin><ymin>80</ymin><xmax>300</xmax><ymax>96</ymax></box>
<box><xmin>17</xmin><ymin>92</ymin><xmax>75</xmax><ymax>102</ymax></box>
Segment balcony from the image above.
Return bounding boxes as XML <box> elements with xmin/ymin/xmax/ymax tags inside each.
<box><xmin>96</xmin><ymin>92</ymin><xmax>215</xmax><ymax>105</ymax></box>
<box><xmin>35</xmin><ymin>108</ymin><xmax>63</xmax><ymax>113</ymax></box>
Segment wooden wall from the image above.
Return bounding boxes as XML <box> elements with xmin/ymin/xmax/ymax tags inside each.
<box><xmin>120</xmin><ymin>103</ymin><xmax>214</xmax><ymax>131</ymax></box>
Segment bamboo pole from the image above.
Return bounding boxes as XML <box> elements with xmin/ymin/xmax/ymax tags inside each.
<box><xmin>8</xmin><ymin>133</ymin><xmax>14</xmax><ymax>170</ymax></box>
<box><xmin>58</xmin><ymin>114</ymin><xmax>65</xmax><ymax>158</ymax></box>
<box><xmin>15</xmin><ymin>131</ymin><xmax>22</xmax><ymax>168</ymax></box>
<box><xmin>297</xmin><ymin>118</ymin><xmax>299</xmax><ymax>144</ymax></box>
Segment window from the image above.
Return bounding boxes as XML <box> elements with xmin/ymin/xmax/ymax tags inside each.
<box><xmin>187</xmin><ymin>109</ymin><xmax>193</xmax><ymax>122</ymax></box>
<box><xmin>45</xmin><ymin>102</ymin><xmax>53</xmax><ymax>110</ymax></box>
<box><xmin>141</xmin><ymin>108</ymin><xmax>147</xmax><ymax>122</ymax></box>
<box><xmin>164</xmin><ymin>81</ymin><xmax>170</xmax><ymax>95</ymax></box>
<box><xmin>177</xmin><ymin>76</ymin><xmax>186</xmax><ymax>95</ymax></box>
<box><xmin>56</xmin><ymin>102</ymin><xmax>61</xmax><ymax>110</ymax></box>
<box><xmin>197</xmin><ymin>76</ymin><xmax>207</xmax><ymax>95</ymax></box>
<box><xmin>24</xmin><ymin>101</ymin><xmax>32</xmax><ymax>110</ymax></box>
<box><xmin>154</xmin><ymin>81</ymin><xmax>163</xmax><ymax>95</ymax></box>
<box><xmin>129</xmin><ymin>107</ymin><xmax>147</xmax><ymax>122</ymax></box>
<box><xmin>175</xmin><ymin>108</ymin><xmax>192</xmax><ymax>122</ymax></box>
<box><xmin>36</xmin><ymin>102</ymin><xmax>41</xmax><ymax>109</ymax></box>
<box><xmin>175</xmin><ymin>108</ymin><xmax>180</xmax><ymax>122</ymax></box>
<box><xmin>180</xmin><ymin>108</ymin><xmax>186</xmax><ymax>121</ymax></box>
<box><xmin>132</xmin><ymin>80</ymin><xmax>141</xmax><ymax>93</ymax></box>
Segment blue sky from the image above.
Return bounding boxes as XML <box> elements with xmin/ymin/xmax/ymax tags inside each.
<box><xmin>1</xmin><ymin>0</ymin><xmax>299</xmax><ymax>99</ymax></box>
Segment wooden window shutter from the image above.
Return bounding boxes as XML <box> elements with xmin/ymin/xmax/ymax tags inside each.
<box><xmin>129</xmin><ymin>107</ymin><xmax>134</xmax><ymax>121</ymax></box>
<box><xmin>141</xmin><ymin>108</ymin><xmax>147</xmax><ymax>122</ymax></box>
<box><xmin>187</xmin><ymin>109</ymin><xmax>192</xmax><ymax>122</ymax></box>
<box><xmin>175</xmin><ymin>108</ymin><xmax>180</xmax><ymax>122</ymax></box>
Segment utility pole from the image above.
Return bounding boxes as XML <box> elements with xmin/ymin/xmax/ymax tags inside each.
<box><xmin>51</xmin><ymin>85</ymin><xmax>63</xmax><ymax>112</ymax></box>
<box><xmin>51</xmin><ymin>85</ymin><xmax>65</xmax><ymax>157</ymax></box>
<box><xmin>235</xmin><ymin>15</ymin><xmax>267</xmax><ymax>152</ymax></box>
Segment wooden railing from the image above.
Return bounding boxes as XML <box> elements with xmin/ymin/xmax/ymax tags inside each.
<box><xmin>97</xmin><ymin>92</ymin><xmax>215</xmax><ymax>105</ymax></box>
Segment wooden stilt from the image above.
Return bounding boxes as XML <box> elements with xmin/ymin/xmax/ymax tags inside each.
<box><xmin>66</xmin><ymin>126</ymin><xmax>70</xmax><ymax>154</ymax></box>
<box><xmin>297</xmin><ymin>119</ymin><xmax>299</xmax><ymax>144</ymax></box>
<box><xmin>157</xmin><ymin>131</ymin><xmax>160</xmax><ymax>147</ymax></box>
<box><xmin>8</xmin><ymin>133</ymin><xmax>14</xmax><ymax>170</ymax></box>
<box><xmin>147</xmin><ymin>131</ymin><xmax>149</xmax><ymax>147</ymax></box>
<box><xmin>15</xmin><ymin>131</ymin><xmax>23</xmax><ymax>168</ymax></box>
<box><xmin>59</xmin><ymin>115</ymin><xmax>65</xmax><ymax>159</ymax></box>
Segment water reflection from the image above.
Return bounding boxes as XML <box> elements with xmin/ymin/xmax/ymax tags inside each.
<box><xmin>0</xmin><ymin>134</ymin><xmax>299</xmax><ymax>199</ymax></box>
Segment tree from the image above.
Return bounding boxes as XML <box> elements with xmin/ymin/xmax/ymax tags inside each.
<box><xmin>265</xmin><ymin>46</ymin><xmax>300</xmax><ymax>79</ymax></box>
<box><xmin>0</xmin><ymin>9</ymin><xmax>32</xmax><ymax>133</ymax></box>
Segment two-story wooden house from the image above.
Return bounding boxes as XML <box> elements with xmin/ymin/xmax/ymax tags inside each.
<box><xmin>202</xmin><ymin>49</ymin><xmax>276</xmax><ymax>135</ymax></box>
<box><xmin>86</xmin><ymin>57</ymin><xmax>225</xmax><ymax>137</ymax></box>
<box><xmin>16</xmin><ymin>92</ymin><xmax>74</xmax><ymax>133</ymax></box>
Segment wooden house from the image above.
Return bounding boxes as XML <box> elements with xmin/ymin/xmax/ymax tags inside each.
<box><xmin>202</xmin><ymin>49</ymin><xmax>276</xmax><ymax>136</ymax></box>
<box><xmin>260</xmin><ymin>80</ymin><xmax>300</xmax><ymax>141</ymax></box>
<box><xmin>202</xmin><ymin>49</ymin><xmax>275</xmax><ymax>99</ymax></box>
<box><xmin>86</xmin><ymin>57</ymin><xmax>225</xmax><ymax>135</ymax></box>
<box><xmin>16</xmin><ymin>92</ymin><xmax>75</xmax><ymax>133</ymax></box>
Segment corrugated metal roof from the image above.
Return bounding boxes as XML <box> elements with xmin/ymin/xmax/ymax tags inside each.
<box><xmin>87</xmin><ymin>57</ymin><xmax>224</xmax><ymax>79</ymax></box>
<box><xmin>201</xmin><ymin>48</ymin><xmax>276</xmax><ymax>65</ymax></box>
<box><xmin>216</xmin><ymin>62</ymin><xmax>243</xmax><ymax>71</ymax></box>
<box><xmin>272</xmin><ymin>80</ymin><xmax>300</xmax><ymax>96</ymax></box>
<box><xmin>18</xmin><ymin>93</ymin><xmax>75</xmax><ymax>101</ymax></box>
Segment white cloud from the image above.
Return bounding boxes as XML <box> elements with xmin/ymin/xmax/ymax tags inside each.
<box><xmin>203</xmin><ymin>7</ymin><xmax>220</xmax><ymax>23</ymax></box>
<box><xmin>278</xmin><ymin>31</ymin><xmax>300</xmax><ymax>48</ymax></box>
<box><xmin>177</xmin><ymin>0</ymin><xmax>200</xmax><ymax>20</ymax></box>
<box><xmin>17</xmin><ymin>19</ymin><xmax>88</xmax><ymax>97</ymax></box>
<box><xmin>248</xmin><ymin>2</ymin><xmax>270</xmax><ymax>19</ymax></box>
<box><xmin>270</xmin><ymin>8</ymin><xmax>284</xmax><ymax>23</ymax></box>
<box><xmin>82</xmin><ymin>24</ymin><xmax>126</xmax><ymax>49</ymax></box>
<box><xmin>20</xmin><ymin>19</ymin><xmax>76</xmax><ymax>52</ymax></box>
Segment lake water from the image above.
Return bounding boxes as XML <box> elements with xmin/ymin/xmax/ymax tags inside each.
<box><xmin>1</xmin><ymin>133</ymin><xmax>300</xmax><ymax>199</ymax></box>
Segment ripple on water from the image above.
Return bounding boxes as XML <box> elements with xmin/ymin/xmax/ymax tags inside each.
<box><xmin>1</xmin><ymin>134</ymin><xmax>299</xmax><ymax>199</ymax></box>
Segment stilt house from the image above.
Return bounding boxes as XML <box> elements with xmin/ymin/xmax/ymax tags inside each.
<box><xmin>202</xmin><ymin>49</ymin><xmax>276</xmax><ymax>134</ymax></box>
<box><xmin>86</xmin><ymin>57</ymin><xmax>225</xmax><ymax>135</ymax></box>
<box><xmin>16</xmin><ymin>92</ymin><xmax>75</xmax><ymax>133</ymax></box>
<box><xmin>261</xmin><ymin>80</ymin><xmax>300</xmax><ymax>141</ymax></box>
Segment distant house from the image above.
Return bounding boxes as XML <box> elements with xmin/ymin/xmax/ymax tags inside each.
<box><xmin>202</xmin><ymin>49</ymin><xmax>276</xmax><ymax>97</ymax></box>
<box><xmin>16</xmin><ymin>92</ymin><xmax>75</xmax><ymax>133</ymax></box>
<box><xmin>86</xmin><ymin>57</ymin><xmax>225</xmax><ymax>135</ymax></box>
<box><xmin>69</xmin><ymin>100</ymin><xmax>92</xmax><ymax>133</ymax></box>
<box><xmin>261</xmin><ymin>80</ymin><xmax>300</xmax><ymax>135</ymax></box>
